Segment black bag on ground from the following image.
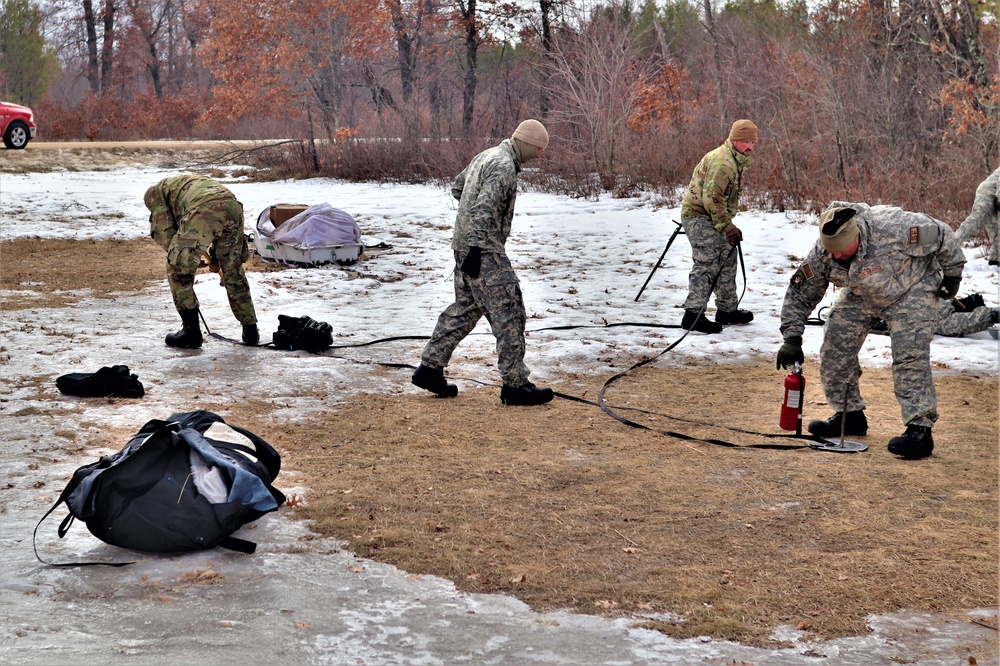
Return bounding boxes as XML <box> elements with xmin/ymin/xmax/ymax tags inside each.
<box><xmin>35</xmin><ymin>410</ymin><xmax>285</xmax><ymax>565</ymax></box>
<box><xmin>272</xmin><ymin>314</ymin><xmax>333</xmax><ymax>352</ymax></box>
<box><xmin>56</xmin><ymin>365</ymin><xmax>144</xmax><ymax>398</ymax></box>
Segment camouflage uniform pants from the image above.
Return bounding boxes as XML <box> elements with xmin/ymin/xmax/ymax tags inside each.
<box><xmin>936</xmin><ymin>303</ymin><xmax>995</xmax><ymax>337</ymax></box>
<box><xmin>820</xmin><ymin>275</ymin><xmax>939</xmax><ymax>427</ymax></box>
<box><xmin>680</xmin><ymin>215</ymin><xmax>739</xmax><ymax>312</ymax></box>
<box><xmin>165</xmin><ymin>199</ymin><xmax>257</xmax><ymax>325</ymax></box>
<box><xmin>421</xmin><ymin>251</ymin><xmax>531</xmax><ymax>387</ymax></box>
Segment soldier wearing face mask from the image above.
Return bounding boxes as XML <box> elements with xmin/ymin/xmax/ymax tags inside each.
<box><xmin>412</xmin><ymin>119</ymin><xmax>554</xmax><ymax>407</ymax></box>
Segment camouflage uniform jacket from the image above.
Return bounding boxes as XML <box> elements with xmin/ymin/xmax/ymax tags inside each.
<box><xmin>780</xmin><ymin>202</ymin><xmax>966</xmax><ymax>340</ymax></box>
<box><xmin>145</xmin><ymin>175</ymin><xmax>238</xmax><ymax>251</ymax></box>
<box><xmin>680</xmin><ymin>138</ymin><xmax>753</xmax><ymax>233</ymax></box>
<box><xmin>955</xmin><ymin>166</ymin><xmax>999</xmax><ymax>243</ymax></box>
<box><xmin>451</xmin><ymin>139</ymin><xmax>521</xmax><ymax>254</ymax></box>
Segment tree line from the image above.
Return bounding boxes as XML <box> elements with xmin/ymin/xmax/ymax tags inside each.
<box><xmin>1</xmin><ymin>0</ymin><xmax>997</xmax><ymax>223</ymax></box>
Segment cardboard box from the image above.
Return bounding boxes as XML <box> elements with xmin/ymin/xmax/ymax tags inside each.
<box><xmin>270</xmin><ymin>205</ymin><xmax>308</xmax><ymax>228</ymax></box>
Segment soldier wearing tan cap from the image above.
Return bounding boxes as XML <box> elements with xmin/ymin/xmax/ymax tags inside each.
<box><xmin>678</xmin><ymin>119</ymin><xmax>758</xmax><ymax>333</ymax></box>
<box><xmin>412</xmin><ymin>119</ymin><xmax>555</xmax><ymax>406</ymax></box>
<box><xmin>777</xmin><ymin>203</ymin><xmax>966</xmax><ymax>459</ymax></box>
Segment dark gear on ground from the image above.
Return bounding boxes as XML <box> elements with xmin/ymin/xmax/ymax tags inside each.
<box><xmin>461</xmin><ymin>246</ymin><xmax>482</xmax><ymax>279</ymax></box>
<box><xmin>411</xmin><ymin>364</ymin><xmax>458</xmax><ymax>398</ymax></box>
<box><xmin>271</xmin><ymin>315</ymin><xmax>333</xmax><ymax>352</ymax></box>
<box><xmin>955</xmin><ymin>293</ymin><xmax>986</xmax><ymax>311</ymax></box>
<box><xmin>776</xmin><ymin>335</ymin><xmax>804</xmax><ymax>369</ymax></box>
<box><xmin>887</xmin><ymin>424</ymin><xmax>934</xmax><ymax>459</ymax></box>
<box><xmin>166</xmin><ymin>308</ymin><xmax>204</xmax><ymax>349</ymax></box>
<box><xmin>681</xmin><ymin>310</ymin><xmax>722</xmax><ymax>334</ymax></box>
<box><xmin>717</xmin><ymin>309</ymin><xmax>754</xmax><ymax>325</ymax></box>
<box><xmin>36</xmin><ymin>410</ymin><xmax>285</xmax><ymax>564</ymax></box>
<box><xmin>500</xmin><ymin>382</ymin><xmax>554</xmax><ymax>406</ymax></box>
<box><xmin>807</xmin><ymin>410</ymin><xmax>869</xmax><ymax>438</ymax></box>
<box><xmin>56</xmin><ymin>365</ymin><xmax>145</xmax><ymax>399</ymax></box>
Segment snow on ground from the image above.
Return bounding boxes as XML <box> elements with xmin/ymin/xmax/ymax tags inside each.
<box><xmin>2</xmin><ymin>163</ymin><xmax>997</xmax><ymax>383</ymax></box>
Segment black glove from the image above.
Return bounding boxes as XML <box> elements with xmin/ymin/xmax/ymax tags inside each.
<box><xmin>273</xmin><ymin>315</ymin><xmax>333</xmax><ymax>352</ymax></box>
<box><xmin>297</xmin><ymin>317</ymin><xmax>333</xmax><ymax>352</ymax></box>
<box><xmin>937</xmin><ymin>275</ymin><xmax>961</xmax><ymax>299</ymax></box>
<box><xmin>461</xmin><ymin>246</ymin><xmax>482</xmax><ymax>279</ymax></box>
<box><xmin>776</xmin><ymin>335</ymin><xmax>804</xmax><ymax>370</ymax></box>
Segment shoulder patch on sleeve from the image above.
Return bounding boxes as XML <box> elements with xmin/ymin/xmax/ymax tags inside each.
<box><xmin>914</xmin><ymin>224</ymin><xmax>939</xmax><ymax>245</ymax></box>
<box><xmin>790</xmin><ymin>263</ymin><xmax>815</xmax><ymax>288</ymax></box>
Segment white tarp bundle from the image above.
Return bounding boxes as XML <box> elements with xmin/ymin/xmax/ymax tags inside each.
<box><xmin>258</xmin><ymin>203</ymin><xmax>361</xmax><ymax>248</ymax></box>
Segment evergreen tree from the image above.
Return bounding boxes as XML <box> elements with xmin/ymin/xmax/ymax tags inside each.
<box><xmin>0</xmin><ymin>0</ymin><xmax>59</xmax><ymax>105</ymax></box>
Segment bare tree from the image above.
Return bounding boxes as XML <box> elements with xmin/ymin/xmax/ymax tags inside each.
<box><xmin>545</xmin><ymin>6</ymin><xmax>663</xmax><ymax>191</ymax></box>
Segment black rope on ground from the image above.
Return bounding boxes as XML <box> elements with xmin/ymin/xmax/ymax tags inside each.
<box><xmin>197</xmin><ymin>241</ymin><xmax>827</xmax><ymax>450</ymax></box>
<box><xmin>591</xmin><ymin>242</ymin><xmax>825</xmax><ymax>450</ymax></box>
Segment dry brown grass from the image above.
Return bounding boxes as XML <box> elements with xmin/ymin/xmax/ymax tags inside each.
<box><xmin>199</xmin><ymin>363</ymin><xmax>1000</xmax><ymax>647</ymax></box>
<box><xmin>0</xmin><ymin>238</ymin><xmax>288</xmax><ymax>310</ymax></box>
<box><xmin>8</xmin><ymin>216</ymin><xmax>996</xmax><ymax>648</ymax></box>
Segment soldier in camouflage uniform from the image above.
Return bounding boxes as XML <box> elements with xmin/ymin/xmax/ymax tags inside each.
<box><xmin>412</xmin><ymin>119</ymin><xmax>554</xmax><ymax>406</ymax></box>
<box><xmin>776</xmin><ymin>202</ymin><xmax>966</xmax><ymax>459</ymax></box>
<box><xmin>955</xmin><ymin>166</ymin><xmax>999</xmax><ymax>265</ymax></box>
<box><xmin>678</xmin><ymin>119</ymin><xmax>758</xmax><ymax>334</ymax></box>
<box><xmin>145</xmin><ymin>174</ymin><xmax>258</xmax><ymax>349</ymax></box>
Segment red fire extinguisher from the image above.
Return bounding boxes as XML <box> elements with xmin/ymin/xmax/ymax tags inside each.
<box><xmin>780</xmin><ymin>363</ymin><xmax>805</xmax><ymax>434</ymax></box>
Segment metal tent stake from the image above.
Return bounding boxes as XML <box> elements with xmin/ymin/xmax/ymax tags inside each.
<box><xmin>809</xmin><ymin>381</ymin><xmax>868</xmax><ymax>453</ymax></box>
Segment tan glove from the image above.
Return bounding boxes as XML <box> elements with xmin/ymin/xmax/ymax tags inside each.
<box><xmin>206</xmin><ymin>245</ymin><xmax>221</xmax><ymax>274</ymax></box>
<box><xmin>722</xmin><ymin>223</ymin><xmax>743</xmax><ymax>245</ymax></box>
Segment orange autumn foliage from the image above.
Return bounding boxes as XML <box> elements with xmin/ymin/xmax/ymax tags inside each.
<box><xmin>627</xmin><ymin>64</ymin><xmax>696</xmax><ymax>133</ymax></box>
<box><xmin>199</xmin><ymin>0</ymin><xmax>391</xmax><ymax>126</ymax></box>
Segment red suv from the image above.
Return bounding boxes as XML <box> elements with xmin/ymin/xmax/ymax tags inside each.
<box><xmin>1</xmin><ymin>101</ymin><xmax>37</xmax><ymax>149</ymax></box>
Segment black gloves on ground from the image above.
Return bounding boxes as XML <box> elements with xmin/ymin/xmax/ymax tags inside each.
<box><xmin>937</xmin><ymin>275</ymin><xmax>961</xmax><ymax>300</ymax></box>
<box><xmin>272</xmin><ymin>315</ymin><xmax>333</xmax><ymax>352</ymax></box>
<box><xmin>776</xmin><ymin>335</ymin><xmax>804</xmax><ymax>370</ymax></box>
<box><xmin>461</xmin><ymin>246</ymin><xmax>482</xmax><ymax>279</ymax></box>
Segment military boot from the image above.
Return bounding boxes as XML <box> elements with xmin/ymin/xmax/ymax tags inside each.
<box><xmin>500</xmin><ymin>382</ymin><xmax>554</xmax><ymax>406</ymax></box>
<box><xmin>411</xmin><ymin>364</ymin><xmax>458</xmax><ymax>398</ymax></box>
<box><xmin>807</xmin><ymin>410</ymin><xmax>868</xmax><ymax>438</ymax></box>
<box><xmin>242</xmin><ymin>324</ymin><xmax>260</xmax><ymax>345</ymax></box>
<box><xmin>165</xmin><ymin>308</ymin><xmax>203</xmax><ymax>349</ymax></box>
<box><xmin>887</xmin><ymin>424</ymin><xmax>934</xmax><ymax>460</ymax></box>
<box><xmin>681</xmin><ymin>310</ymin><xmax>722</xmax><ymax>334</ymax></box>
<box><xmin>716</xmin><ymin>309</ymin><xmax>754</xmax><ymax>325</ymax></box>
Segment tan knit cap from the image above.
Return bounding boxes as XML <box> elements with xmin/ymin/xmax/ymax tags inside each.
<box><xmin>729</xmin><ymin>119</ymin><xmax>758</xmax><ymax>143</ymax></box>
<box><xmin>511</xmin><ymin>119</ymin><xmax>549</xmax><ymax>149</ymax></box>
<box><xmin>819</xmin><ymin>207</ymin><xmax>860</xmax><ymax>252</ymax></box>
